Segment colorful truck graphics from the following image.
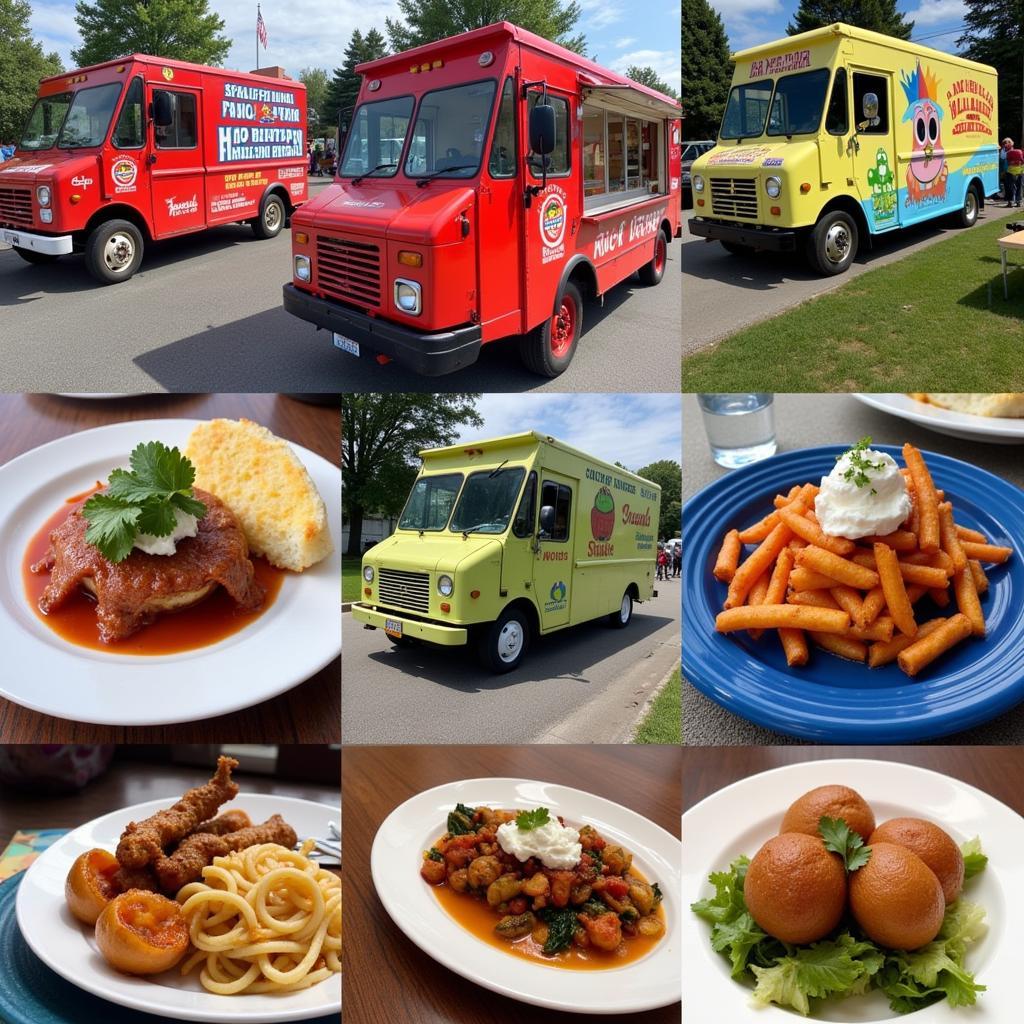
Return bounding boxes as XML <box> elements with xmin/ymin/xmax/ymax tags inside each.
<box><xmin>0</xmin><ymin>55</ymin><xmax>307</xmax><ymax>283</ymax></box>
<box><xmin>688</xmin><ymin>23</ymin><xmax>999</xmax><ymax>275</ymax></box>
<box><xmin>353</xmin><ymin>432</ymin><xmax>661</xmax><ymax>673</ymax></box>
<box><xmin>283</xmin><ymin>21</ymin><xmax>682</xmax><ymax>377</ymax></box>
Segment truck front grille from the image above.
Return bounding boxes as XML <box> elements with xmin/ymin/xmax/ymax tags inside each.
<box><xmin>0</xmin><ymin>187</ymin><xmax>33</xmax><ymax>227</ymax></box>
<box><xmin>316</xmin><ymin>234</ymin><xmax>381</xmax><ymax>308</ymax></box>
<box><xmin>377</xmin><ymin>568</ymin><xmax>430</xmax><ymax>613</ymax></box>
<box><xmin>710</xmin><ymin>178</ymin><xmax>758</xmax><ymax>220</ymax></box>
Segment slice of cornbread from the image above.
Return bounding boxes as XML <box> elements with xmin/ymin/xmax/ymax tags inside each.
<box><xmin>185</xmin><ymin>418</ymin><xmax>333</xmax><ymax>571</ymax></box>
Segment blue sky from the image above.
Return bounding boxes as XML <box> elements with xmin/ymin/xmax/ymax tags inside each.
<box><xmin>713</xmin><ymin>0</ymin><xmax>969</xmax><ymax>53</ymax></box>
<box><xmin>30</xmin><ymin>1</ymin><xmax>680</xmax><ymax>92</ymax></box>
<box><xmin>454</xmin><ymin>394</ymin><xmax>682</xmax><ymax>473</ymax></box>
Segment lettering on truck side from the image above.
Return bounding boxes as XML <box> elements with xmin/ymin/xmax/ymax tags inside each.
<box><xmin>592</xmin><ymin>208</ymin><xmax>665</xmax><ymax>259</ymax></box>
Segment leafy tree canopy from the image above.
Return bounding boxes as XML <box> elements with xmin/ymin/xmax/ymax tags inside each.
<box><xmin>0</xmin><ymin>0</ymin><xmax>62</xmax><ymax>142</ymax></box>
<box><xmin>787</xmin><ymin>0</ymin><xmax>913</xmax><ymax>39</ymax></box>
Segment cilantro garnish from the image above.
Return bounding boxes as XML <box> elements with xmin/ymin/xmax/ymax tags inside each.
<box><xmin>819</xmin><ymin>816</ymin><xmax>872</xmax><ymax>872</ymax></box>
<box><xmin>837</xmin><ymin>436</ymin><xmax>886</xmax><ymax>492</ymax></box>
<box><xmin>516</xmin><ymin>807</ymin><xmax>551</xmax><ymax>831</ymax></box>
<box><xmin>82</xmin><ymin>442</ymin><xmax>207</xmax><ymax>563</ymax></box>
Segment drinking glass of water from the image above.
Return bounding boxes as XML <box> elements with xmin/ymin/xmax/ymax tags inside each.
<box><xmin>696</xmin><ymin>393</ymin><xmax>776</xmax><ymax>468</ymax></box>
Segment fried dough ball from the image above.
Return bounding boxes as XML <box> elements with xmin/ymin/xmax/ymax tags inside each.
<box><xmin>869</xmin><ymin>818</ymin><xmax>964</xmax><ymax>904</ymax></box>
<box><xmin>780</xmin><ymin>785</ymin><xmax>876</xmax><ymax>843</ymax></box>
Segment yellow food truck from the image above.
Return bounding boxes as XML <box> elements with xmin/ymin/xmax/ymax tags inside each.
<box><xmin>353</xmin><ymin>432</ymin><xmax>661</xmax><ymax>672</ymax></box>
<box><xmin>689</xmin><ymin>23</ymin><xmax>999</xmax><ymax>274</ymax></box>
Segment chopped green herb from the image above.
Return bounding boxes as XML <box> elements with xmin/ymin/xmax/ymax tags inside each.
<box><xmin>819</xmin><ymin>816</ymin><xmax>872</xmax><ymax>872</ymax></box>
<box><xmin>651</xmin><ymin>881</ymin><xmax>663</xmax><ymax>907</ymax></box>
<box><xmin>538</xmin><ymin>906</ymin><xmax>577</xmax><ymax>954</ymax></box>
<box><xmin>446</xmin><ymin>803</ymin><xmax>477</xmax><ymax>836</ymax></box>
<box><xmin>515</xmin><ymin>807</ymin><xmax>551</xmax><ymax>831</ymax></box>
<box><xmin>424</xmin><ymin>847</ymin><xmax>443</xmax><ymax>862</ymax></box>
<box><xmin>836</xmin><ymin>436</ymin><xmax>887</xmax><ymax>490</ymax></box>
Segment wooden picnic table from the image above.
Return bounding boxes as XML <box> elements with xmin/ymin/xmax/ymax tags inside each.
<box><xmin>997</xmin><ymin>228</ymin><xmax>1024</xmax><ymax>300</ymax></box>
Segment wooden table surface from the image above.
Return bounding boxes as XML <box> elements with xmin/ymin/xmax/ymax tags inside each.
<box><xmin>0</xmin><ymin>393</ymin><xmax>341</xmax><ymax>744</ymax></box>
<box><xmin>997</xmin><ymin>229</ymin><xmax>1024</xmax><ymax>250</ymax></box>
<box><xmin>342</xmin><ymin>745</ymin><xmax>682</xmax><ymax>1024</ymax></box>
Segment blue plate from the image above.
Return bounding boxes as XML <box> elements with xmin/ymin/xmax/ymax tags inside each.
<box><xmin>683</xmin><ymin>444</ymin><xmax>1024</xmax><ymax>742</ymax></box>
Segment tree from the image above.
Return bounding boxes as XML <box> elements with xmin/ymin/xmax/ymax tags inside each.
<box><xmin>959</xmin><ymin>0</ymin><xmax>1023</xmax><ymax>144</ymax></box>
<box><xmin>636</xmin><ymin>459</ymin><xmax>682</xmax><ymax>540</ymax></box>
<box><xmin>341</xmin><ymin>394</ymin><xmax>483</xmax><ymax>555</ymax></box>
<box><xmin>787</xmin><ymin>0</ymin><xmax>912</xmax><ymax>38</ymax></box>
<box><xmin>626</xmin><ymin>66</ymin><xmax>678</xmax><ymax>101</ymax></box>
<box><xmin>323</xmin><ymin>28</ymin><xmax>388</xmax><ymax>132</ymax></box>
<box><xmin>0</xmin><ymin>0</ymin><xmax>62</xmax><ymax>142</ymax></box>
<box><xmin>386</xmin><ymin>0</ymin><xmax>586</xmax><ymax>55</ymax></box>
<box><xmin>72</xmin><ymin>0</ymin><xmax>230</xmax><ymax>68</ymax></box>
<box><xmin>681</xmin><ymin>0</ymin><xmax>731</xmax><ymax>139</ymax></box>
<box><xmin>299</xmin><ymin>67</ymin><xmax>330</xmax><ymax>135</ymax></box>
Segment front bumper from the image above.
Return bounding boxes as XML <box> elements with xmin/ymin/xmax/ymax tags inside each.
<box><xmin>352</xmin><ymin>603</ymin><xmax>469</xmax><ymax>646</ymax></box>
<box><xmin>1</xmin><ymin>228</ymin><xmax>73</xmax><ymax>255</ymax></box>
<box><xmin>282</xmin><ymin>283</ymin><xmax>482</xmax><ymax>377</ymax></box>
<box><xmin>688</xmin><ymin>217</ymin><xmax>797</xmax><ymax>252</ymax></box>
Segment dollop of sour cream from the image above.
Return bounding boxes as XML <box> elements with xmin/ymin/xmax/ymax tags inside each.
<box><xmin>815</xmin><ymin>447</ymin><xmax>912</xmax><ymax>540</ymax></box>
<box><xmin>496</xmin><ymin>816</ymin><xmax>582</xmax><ymax>870</ymax></box>
<box><xmin>133</xmin><ymin>507</ymin><xmax>199</xmax><ymax>556</ymax></box>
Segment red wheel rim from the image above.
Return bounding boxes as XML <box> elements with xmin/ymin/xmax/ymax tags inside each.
<box><xmin>654</xmin><ymin>234</ymin><xmax>666</xmax><ymax>273</ymax></box>
<box><xmin>549</xmin><ymin>295</ymin><xmax>577</xmax><ymax>358</ymax></box>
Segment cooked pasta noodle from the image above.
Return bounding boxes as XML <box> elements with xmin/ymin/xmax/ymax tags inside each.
<box><xmin>177</xmin><ymin>840</ymin><xmax>341</xmax><ymax>995</ymax></box>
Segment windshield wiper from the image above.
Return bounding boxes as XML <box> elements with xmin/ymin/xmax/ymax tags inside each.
<box><xmin>415</xmin><ymin>164</ymin><xmax>478</xmax><ymax>187</ymax></box>
<box><xmin>459</xmin><ymin>522</ymin><xmax>497</xmax><ymax>537</ymax></box>
<box><xmin>488</xmin><ymin>460</ymin><xmax>509</xmax><ymax>478</ymax></box>
<box><xmin>350</xmin><ymin>162</ymin><xmax>396</xmax><ymax>185</ymax></box>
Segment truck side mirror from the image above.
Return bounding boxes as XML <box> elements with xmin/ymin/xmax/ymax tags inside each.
<box><xmin>539</xmin><ymin>505</ymin><xmax>556</xmax><ymax>535</ymax></box>
<box><xmin>529</xmin><ymin>102</ymin><xmax>556</xmax><ymax>156</ymax></box>
<box><xmin>152</xmin><ymin>91</ymin><xmax>173</xmax><ymax>128</ymax></box>
<box><xmin>862</xmin><ymin>93</ymin><xmax>879</xmax><ymax>120</ymax></box>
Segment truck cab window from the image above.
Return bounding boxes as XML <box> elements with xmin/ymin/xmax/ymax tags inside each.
<box><xmin>340</xmin><ymin>96</ymin><xmax>414</xmax><ymax>178</ymax></box>
<box><xmin>20</xmin><ymin>92</ymin><xmax>71</xmax><ymax>150</ymax></box>
<box><xmin>399</xmin><ymin>473</ymin><xmax>464</xmax><ymax>531</ymax></box>
<box><xmin>539</xmin><ymin>481</ymin><xmax>572</xmax><ymax>541</ymax></box>
<box><xmin>528</xmin><ymin>91</ymin><xmax>570</xmax><ymax>176</ymax></box>
<box><xmin>112</xmin><ymin>77</ymin><xmax>144</xmax><ymax>149</ymax></box>
<box><xmin>56</xmin><ymin>83</ymin><xmax>122</xmax><ymax>149</ymax></box>
<box><xmin>406</xmin><ymin>80</ymin><xmax>497</xmax><ymax>179</ymax></box>
<box><xmin>512</xmin><ymin>472</ymin><xmax>537</xmax><ymax>538</ymax></box>
<box><xmin>488</xmin><ymin>77</ymin><xmax>516</xmax><ymax>178</ymax></box>
<box><xmin>154</xmin><ymin>90</ymin><xmax>197</xmax><ymax>149</ymax></box>
<box><xmin>721</xmin><ymin>80</ymin><xmax>772</xmax><ymax>139</ymax></box>
<box><xmin>852</xmin><ymin>72</ymin><xmax>889</xmax><ymax>134</ymax></box>
<box><xmin>825</xmin><ymin>68</ymin><xmax>849</xmax><ymax>136</ymax></box>
<box><xmin>450</xmin><ymin>467</ymin><xmax>526</xmax><ymax>534</ymax></box>
<box><xmin>767</xmin><ymin>68</ymin><xmax>830</xmax><ymax>136</ymax></box>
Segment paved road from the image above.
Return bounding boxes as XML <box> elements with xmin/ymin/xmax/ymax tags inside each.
<box><xmin>682</xmin><ymin>202</ymin><xmax>1019</xmax><ymax>355</ymax></box>
<box><xmin>0</xmin><ymin>179</ymin><xmax>681</xmax><ymax>393</ymax></box>
<box><xmin>341</xmin><ymin>584</ymin><xmax>681</xmax><ymax>745</ymax></box>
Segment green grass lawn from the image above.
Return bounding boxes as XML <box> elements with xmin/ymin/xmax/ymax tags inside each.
<box><xmin>342</xmin><ymin>555</ymin><xmax>362</xmax><ymax>604</ymax></box>
<box><xmin>683</xmin><ymin>218</ymin><xmax>1024</xmax><ymax>391</ymax></box>
<box><xmin>633</xmin><ymin>666</ymin><xmax>681</xmax><ymax>745</ymax></box>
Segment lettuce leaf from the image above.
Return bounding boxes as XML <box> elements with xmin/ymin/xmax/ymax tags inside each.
<box><xmin>961</xmin><ymin>837</ymin><xmax>988</xmax><ymax>880</ymax></box>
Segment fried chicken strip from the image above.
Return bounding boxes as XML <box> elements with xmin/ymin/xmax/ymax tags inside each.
<box><xmin>116</xmin><ymin>757</ymin><xmax>240</xmax><ymax>869</ymax></box>
<box><xmin>154</xmin><ymin>814</ymin><xmax>298</xmax><ymax>893</ymax></box>
<box><xmin>189</xmin><ymin>808</ymin><xmax>252</xmax><ymax>837</ymax></box>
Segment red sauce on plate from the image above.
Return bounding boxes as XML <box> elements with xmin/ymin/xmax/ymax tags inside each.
<box><xmin>23</xmin><ymin>490</ymin><xmax>285</xmax><ymax>655</ymax></box>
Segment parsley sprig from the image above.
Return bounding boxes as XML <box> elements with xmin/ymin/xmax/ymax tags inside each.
<box><xmin>81</xmin><ymin>442</ymin><xmax>207</xmax><ymax>563</ymax></box>
<box><xmin>516</xmin><ymin>807</ymin><xmax>551</xmax><ymax>831</ymax></box>
<box><xmin>837</xmin><ymin>436</ymin><xmax>886</xmax><ymax>495</ymax></box>
<box><xmin>819</xmin><ymin>816</ymin><xmax>872</xmax><ymax>872</ymax></box>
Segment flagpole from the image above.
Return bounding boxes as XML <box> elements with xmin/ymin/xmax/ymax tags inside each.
<box><xmin>256</xmin><ymin>3</ymin><xmax>260</xmax><ymax>70</ymax></box>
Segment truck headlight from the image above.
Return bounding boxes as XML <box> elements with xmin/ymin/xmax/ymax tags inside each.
<box><xmin>765</xmin><ymin>176</ymin><xmax>782</xmax><ymax>199</ymax></box>
<box><xmin>294</xmin><ymin>255</ymin><xmax>311</xmax><ymax>282</ymax></box>
<box><xmin>437</xmin><ymin>574</ymin><xmax>454</xmax><ymax>597</ymax></box>
<box><xmin>363</xmin><ymin>565</ymin><xmax>374</xmax><ymax>583</ymax></box>
<box><xmin>394</xmin><ymin>278</ymin><xmax>422</xmax><ymax>316</ymax></box>
<box><xmin>693</xmin><ymin>174</ymin><xmax>705</xmax><ymax>193</ymax></box>
<box><xmin>36</xmin><ymin>185</ymin><xmax>51</xmax><ymax>207</ymax></box>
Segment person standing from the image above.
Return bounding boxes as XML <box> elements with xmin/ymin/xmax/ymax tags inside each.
<box><xmin>672</xmin><ymin>541</ymin><xmax>682</xmax><ymax>578</ymax></box>
<box><xmin>999</xmin><ymin>138</ymin><xmax>1010</xmax><ymax>202</ymax></box>
<box><xmin>1007</xmin><ymin>140</ymin><xmax>1024</xmax><ymax>207</ymax></box>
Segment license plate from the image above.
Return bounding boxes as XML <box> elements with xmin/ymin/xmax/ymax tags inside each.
<box><xmin>384</xmin><ymin>618</ymin><xmax>403</xmax><ymax>638</ymax></box>
<box><xmin>1</xmin><ymin>229</ymin><xmax>21</xmax><ymax>246</ymax></box>
<box><xmin>332</xmin><ymin>332</ymin><xmax>360</xmax><ymax>357</ymax></box>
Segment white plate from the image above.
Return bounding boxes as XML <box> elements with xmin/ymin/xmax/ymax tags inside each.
<box><xmin>15</xmin><ymin>792</ymin><xmax>341</xmax><ymax>1022</ymax></box>
<box><xmin>682</xmin><ymin>758</ymin><xmax>1023</xmax><ymax>1022</ymax></box>
<box><xmin>0</xmin><ymin>419</ymin><xmax>341</xmax><ymax>725</ymax></box>
<box><xmin>853</xmin><ymin>393</ymin><xmax>1024</xmax><ymax>444</ymax></box>
<box><xmin>371</xmin><ymin>778</ymin><xmax>682</xmax><ymax>1015</ymax></box>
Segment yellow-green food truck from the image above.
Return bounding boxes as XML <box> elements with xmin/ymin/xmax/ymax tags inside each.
<box><xmin>689</xmin><ymin>23</ymin><xmax>999</xmax><ymax>274</ymax></box>
<box><xmin>354</xmin><ymin>432</ymin><xmax>662</xmax><ymax>672</ymax></box>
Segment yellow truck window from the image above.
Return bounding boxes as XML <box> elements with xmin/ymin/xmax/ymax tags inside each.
<box><xmin>721</xmin><ymin>80</ymin><xmax>773</xmax><ymax>139</ymax></box>
<box><xmin>398</xmin><ymin>473</ymin><xmax>463</xmax><ymax>531</ymax></box>
<box><xmin>767</xmin><ymin>68</ymin><xmax>830</xmax><ymax>136</ymax></box>
<box><xmin>852</xmin><ymin>72</ymin><xmax>889</xmax><ymax>134</ymax></box>
<box><xmin>449</xmin><ymin>467</ymin><xmax>526</xmax><ymax>534</ymax></box>
<box><xmin>825</xmin><ymin>68</ymin><xmax>849</xmax><ymax>136</ymax></box>
<box><xmin>540</xmin><ymin>481</ymin><xmax>572</xmax><ymax>541</ymax></box>
<box><xmin>512</xmin><ymin>472</ymin><xmax>537</xmax><ymax>538</ymax></box>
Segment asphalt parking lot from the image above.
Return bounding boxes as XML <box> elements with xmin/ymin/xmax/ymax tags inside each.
<box><xmin>340</xmin><ymin>584</ymin><xmax>681</xmax><ymax>745</ymax></box>
<box><xmin>0</xmin><ymin>178</ymin><xmax>682</xmax><ymax>392</ymax></box>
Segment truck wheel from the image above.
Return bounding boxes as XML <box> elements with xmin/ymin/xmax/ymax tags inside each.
<box><xmin>477</xmin><ymin>607</ymin><xmax>530</xmax><ymax>673</ymax></box>
<box><xmin>955</xmin><ymin>184</ymin><xmax>980</xmax><ymax>228</ymax></box>
<box><xmin>607</xmin><ymin>590</ymin><xmax>633</xmax><ymax>629</ymax></box>
<box><xmin>805</xmin><ymin>211</ymin><xmax>857</xmax><ymax>276</ymax></box>
<box><xmin>519</xmin><ymin>281</ymin><xmax>582</xmax><ymax>377</ymax></box>
<box><xmin>13</xmin><ymin>247</ymin><xmax>59</xmax><ymax>265</ymax></box>
<box><xmin>637</xmin><ymin>230</ymin><xmax>668</xmax><ymax>285</ymax></box>
<box><xmin>252</xmin><ymin>194</ymin><xmax>285</xmax><ymax>239</ymax></box>
<box><xmin>720</xmin><ymin>241</ymin><xmax>754</xmax><ymax>257</ymax></box>
<box><xmin>84</xmin><ymin>220</ymin><xmax>144</xmax><ymax>284</ymax></box>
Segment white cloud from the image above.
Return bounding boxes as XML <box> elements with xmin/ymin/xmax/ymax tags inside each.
<box><xmin>611</xmin><ymin>48</ymin><xmax>681</xmax><ymax>93</ymax></box>
<box><xmin>580</xmin><ymin>0</ymin><xmax>625</xmax><ymax>31</ymax></box>
<box><xmin>615</xmin><ymin>37</ymin><xmax>638</xmax><ymax>49</ymax></box>
<box><xmin>905</xmin><ymin>0</ymin><xmax>966</xmax><ymax>30</ymax></box>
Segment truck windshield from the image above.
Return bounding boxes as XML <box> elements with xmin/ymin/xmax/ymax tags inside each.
<box><xmin>405</xmin><ymin>80</ymin><xmax>497</xmax><ymax>179</ymax></box>
<box><xmin>52</xmin><ymin>83</ymin><xmax>123</xmax><ymax>149</ymax></box>
<box><xmin>767</xmin><ymin>69</ymin><xmax>830</xmax><ymax>136</ymax></box>
<box><xmin>20</xmin><ymin>93</ymin><xmax>72</xmax><ymax>150</ymax></box>
<box><xmin>449</xmin><ymin>467</ymin><xmax>526</xmax><ymax>534</ymax></box>
<box><xmin>340</xmin><ymin>96</ymin><xmax>414</xmax><ymax>178</ymax></box>
<box><xmin>720</xmin><ymin>79</ymin><xmax>773</xmax><ymax>140</ymax></box>
<box><xmin>399</xmin><ymin>472</ymin><xmax>463</xmax><ymax>531</ymax></box>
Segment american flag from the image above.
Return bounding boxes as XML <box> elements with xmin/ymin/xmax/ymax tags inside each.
<box><xmin>257</xmin><ymin>9</ymin><xmax>268</xmax><ymax>49</ymax></box>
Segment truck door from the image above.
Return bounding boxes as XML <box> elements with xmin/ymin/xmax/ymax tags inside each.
<box><xmin>533</xmin><ymin>473</ymin><xmax>574</xmax><ymax>630</ymax></box>
<box><xmin>848</xmin><ymin>69</ymin><xmax>900</xmax><ymax>233</ymax></box>
<box><xmin>148</xmin><ymin>84</ymin><xmax>206</xmax><ymax>236</ymax></box>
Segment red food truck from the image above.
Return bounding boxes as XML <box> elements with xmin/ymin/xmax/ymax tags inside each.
<box><xmin>282</xmin><ymin>22</ymin><xmax>682</xmax><ymax>377</ymax></box>
<box><xmin>0</xmin><ymin>55</ymin><xmax>307</xmax><ymax>283</ymax></box>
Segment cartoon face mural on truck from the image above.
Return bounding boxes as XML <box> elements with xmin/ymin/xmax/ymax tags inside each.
<box><xmin>901</xmin><ymin>61</ymin><xmax>947</xmax><ymax>206</ymax></box>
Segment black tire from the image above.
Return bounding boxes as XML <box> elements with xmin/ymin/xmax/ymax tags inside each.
<box><xmin>252</xmin><ymin>194</ymin><xmax>286</xmax><ymax>239</ymax></box>
<box><xmin>13</xmin><ymin>247</ymin><xmax>58</xmax><ymax>265</ymax></box>
<box><xmin>607</xmin><ymin>589</ymin><xmax>634</xmax><ymax>628</ymax></box>
<box><xmin>519</xmin><ymin>280</ymin><xmax>583</xmax><ymax>377</ymax></box>
<box><xmin>637</xmin><ymin>229</ymin><xmax>668</xmax><ymax>285</ymax></box>
<box><xmin>476</xmin><ymin>606</ymin><xmax>530</xmax><ymax>673</ymax></box>
<box><xmin>720</xmin><ymin>240</ymin><xmax>754</xmax><ymax>257</ymax></box>
<box><xmin>955</xmin><ymin>184</ymin><xmax>980</xmax><ymax>228</ymax></box>
<box><xmin>805</xmin><ymin>210</ymin><xmax>858</xmax><ymax>276</ymax></box>
<box><xmin>84</xmin><ymin>219</ymin><xmax>144</xmax><ymax>284</ymax></box>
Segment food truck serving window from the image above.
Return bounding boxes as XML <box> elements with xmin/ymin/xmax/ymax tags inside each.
<box><xmin>399</xmin><ymin>473</ymin><xmax>463</xmax><ymax>531</ymax></box>
<box><xmin>449</xmin><ymin>467</ymin><xmax>527</xmax><ymax>534</ymax></box>
<box><xmin>340</xmin><ymin>95</ymin><xmax>414</xmax><ymax>178</ymax></box>
<box><xmin>405</xmin><ymin>80</ymin><xmax>497</xmax><ymax>179</ymax></box>
<box><xmin>528</xmin><ymin>91</ymin><xmax>570</xmax><ymax>177</ymax></box>
<box><xmin>540</xmin><ymin>481</ymin><xmax>572</xmax><ymax>542</ymax></box>
<box><xmin>767</xmin><ymin>68</ymin><xmax>830</xmax><ymax>136</ymax></box>
<box><xmin>154</xmin><ymin>90</ymin><xmax>198</xmax><ymax>149</ymax></box>
<box><xmin>721</xmin><ymin>79</ymin><xmax>773</xmax><ymax>140</ymax></box>
<box><xmin>112</xmin><ymin>77</ymin><xmax>144</xmax><ymax>149</ymax></box>
<box><xmin>488</xmin><ymin>77</ymin><xmax>516</xmax><ymax>179</ymax></box>
<box><xmin>583</xmin><ymin>104</ymin><xmax>661</xmax><ymax>211</ymax></box>
<box><xmin>20</xmin><ymin>92</ymin><xmax>72</xmax><ymax>150</ymax></box>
